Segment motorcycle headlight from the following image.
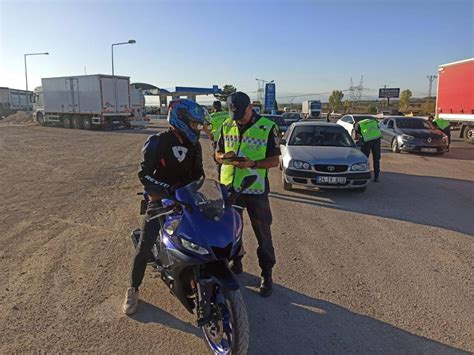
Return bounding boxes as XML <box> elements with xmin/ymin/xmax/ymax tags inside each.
<box><xmin>401</xmin><ymin>134</ymin><xmax>415</xmax><ymax>141</ymax></box>
<box><xmin>292</xmin><ymin>160</ymin><xmax>311</xmax><ymax>170</ymax></box>
<box><xmin>180</xmin><ymin>238</ymin><xmax>209</xmax><ymax>255</ymax></box>
<box><xmin>351</xmin><ymin>163</ymin><xmax>368</xmax><ymax>171</ymax></box>
<box><xmin>164</xmin><ymin>219</ymin><xmax>180</xmax><ymax>235</ymax></box>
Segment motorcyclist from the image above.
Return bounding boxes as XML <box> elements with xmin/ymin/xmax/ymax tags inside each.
<box><xmin>123</xmin><ymin>99</ymin><xmax>208</xmax><ymax>315</ymax></box>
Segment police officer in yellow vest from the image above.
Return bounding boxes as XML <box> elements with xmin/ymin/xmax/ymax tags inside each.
<box><xmin>354</xmin><ymin>117</ymin><xmax>382</xmax><ymax>182</ymax></box>
<box><xmin>429</xmin><ymin>114</ymin><xmax>451</xmax><ymax>150</ymax></box>
<box><xmin>215</xmin><ymin>92</ymin><xmax>281</xmax><ymax>297</ymax></box>
<box><xmin>209</xmin><ymin>101</ymin><xmax>230</xmax><ymax>178</ymax></box>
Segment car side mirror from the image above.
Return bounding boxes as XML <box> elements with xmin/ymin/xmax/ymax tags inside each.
<box><xmin>280</xmin><ymin>138</ymin><xmax>287</xmax><ymax>145</ymax></box>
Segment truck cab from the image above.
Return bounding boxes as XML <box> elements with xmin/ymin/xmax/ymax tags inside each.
<box><xmin>32</xmin><ymin>86</ymin><xmax>45</xmax><ymax>125</ymax></box>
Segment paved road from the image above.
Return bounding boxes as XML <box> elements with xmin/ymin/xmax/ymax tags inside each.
<box><xmin>1</xmin><ymin>121</ymin><xmax>472</xmax><ymax>353</ymax></box>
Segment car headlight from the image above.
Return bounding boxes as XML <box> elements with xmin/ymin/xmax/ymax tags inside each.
<box><xmin>292</xmin><ymin>160</ymin><xmax>311</xmax><ymax>170</ymax></box>
<box><xmin>350</xmin><ymin>163</ymin><xmax>368</xmax><ymax>171</ymax></box>
<box><xmin>164</xmin><ymin>219</ymin><xmax>180</xmax><ymax>235</ymax></box>
<box><xmin>401</xmin><ymin>134</ymin><xmax>415</xmax><ymax>141</ymax></box>
<box><xmin>180</xmin><ymin>238</ymin><xmax>209</xmax><ymax>255</ymax></box>
<box><xmin>442</xmin><ymin>135</ymin><xmax>448</xmax><ymax>141</ymax></box>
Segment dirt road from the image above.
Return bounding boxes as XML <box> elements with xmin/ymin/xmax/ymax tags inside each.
<box><xmin>1</xmin><ymin>121</ymin><xmax>472</xmax><ymax>353</ymax></box>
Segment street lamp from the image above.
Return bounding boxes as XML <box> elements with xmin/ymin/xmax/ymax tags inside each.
<box><xmin>111</xmin><ymin>39</ymin><xmax>136</xmax><ymax>76</ymax></box>
<box><xmin>24</xmin><ymin>52</ymin><xmax>49</xmax><ymax>110</ymax></box>
<box><xmin>111</xmin><ymin>40</ymin><xmax>136</xmax><ymax>112</ymax></box>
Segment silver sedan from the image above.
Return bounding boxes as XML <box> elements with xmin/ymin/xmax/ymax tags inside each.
<box><xmin>280</xmin><ymin>121</ymin><xmax>371</xmax><ymax>192</ymax></box>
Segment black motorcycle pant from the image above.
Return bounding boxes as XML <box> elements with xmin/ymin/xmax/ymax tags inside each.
<box><xmin>361</xmin><ymin>138</ymin><xmax>381</xmax><ymax>180</ymax></box>
<box><xmin>234</xmin><ymin>193</ymin><xmax>276</xmax><ymax>277</ymax></box>
<box><xmin>130</xmin><ymin>201</ymin><xmax>163</xmax><ymax>291</ymax></box>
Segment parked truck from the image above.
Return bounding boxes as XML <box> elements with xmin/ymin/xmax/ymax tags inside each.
<box><xmin>33</xmin><ymin>74</ymin><xmax>132</xmax><ymax>129</ymax></box>
<box><xmin>301</xmin><ymin>100</ymin><xmax>322</xmax><ymax>119</ymax></box>
<box><xmin>129</xmin><ymin>85</ymin><xmax>149</xmax><ymax>128</ymax></box>
<box><xmin>436</xmin><ymin>58</ymin><xmax>474</xmax><ymax>144</ymax></box>
<box><xmin>0</xmin><ymin>87</ymin><xmax>32</xmax><ymax>110</ymax></box>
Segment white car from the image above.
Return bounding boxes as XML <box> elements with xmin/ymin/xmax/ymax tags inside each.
<box><xmin>280</xmin><ymin>121</ymin><xmax>371</xmax><ymax>192</ymax></box>
<box><xmin>336</xmin><ymin>114</ymin><xmax>378</xmax><ymax>136</ymax></box>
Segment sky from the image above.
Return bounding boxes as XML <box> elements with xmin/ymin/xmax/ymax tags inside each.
<box><xmin>1</xmin><ymin>0</ymin><xmax>473</xmax><ymax>104</ymax></box>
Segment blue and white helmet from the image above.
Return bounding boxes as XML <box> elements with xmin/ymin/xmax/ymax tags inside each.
<box><xmin>167</xmin><ymin>99</ymin><xmax>209</xmax><ymax>145</ymax></box>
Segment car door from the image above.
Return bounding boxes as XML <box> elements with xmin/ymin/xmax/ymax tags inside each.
<box><xmin>279</xmin><ymin>126</ymin><xmax>291</xmax><ymax>168</ymax></box>
<box><xmin>383</xmin><ymin>119</ymin><xmax>397</xmax><ymax>143</ymax></box>
<box><xmin>378</xmin><ymin>119</ymin><xmax>388</xmax><ymax>143</ymax></box>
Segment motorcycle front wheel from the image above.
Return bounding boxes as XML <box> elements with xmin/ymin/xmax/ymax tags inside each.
<box><xmin>201</xmin><ymin>288</ymin><xmax>249</xmax><ymax>355</ymax></box>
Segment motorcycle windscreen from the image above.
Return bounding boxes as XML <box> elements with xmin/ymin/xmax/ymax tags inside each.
<box><xmin>176</xmin><ymin>179</ymin><xmax>225</xmax><ymax>220</ymax></box>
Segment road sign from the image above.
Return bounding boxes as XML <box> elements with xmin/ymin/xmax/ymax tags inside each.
<box><xmin>264</xmin><ymin>83</ymin><xmax>276</xmax><ymax>112</ymax></box>
<box><xmin>379</xmin><ymin>88</ymin><xmax>400</xmax><ymax>98</ymax></box>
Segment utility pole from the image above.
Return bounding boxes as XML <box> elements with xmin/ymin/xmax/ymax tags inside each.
<box><xmin>426</xmin><ymin>75</ymin><xmax>438</xmax><ymax>114</ymax></box>
<box><xmin>426</xmin><ymin>75</ymin><xmax>437</xmax><ymax>98</ymax></box>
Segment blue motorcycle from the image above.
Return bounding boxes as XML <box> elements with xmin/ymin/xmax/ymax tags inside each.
<box><xmin>131</xmin><ymin>177</ymin><xmax>255</xmax><ymax>354</ymax></box>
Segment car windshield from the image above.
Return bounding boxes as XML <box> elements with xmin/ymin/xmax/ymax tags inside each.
<box><xmin>396</xmin><ymin>118</ymin><xmax>433</xmax><ymax>129</ymax></box>
<box><xmin>283</xmin><ymin>113</ymin><xmax>300</xmax><ymax>122</ymax></box>
<box><xmin>289</xmin><ymin>126</ymin><xmax>354</xmax><ymax>147</ymax></box>
<box><xmin>310</xmin><ymin>101</ymin><xmax>321</xmax><ymax>109</ymax></box>
<box><xmin>266</xmin><ymin>115</ymin><xmax>287</xmax><ymax>127</ymax></box>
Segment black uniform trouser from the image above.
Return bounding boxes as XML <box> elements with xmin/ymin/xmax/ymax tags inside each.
<box><xmin>234</xmin><ymin>193</ymin><xmax>276</xmax><ymax>276</ymax></box>
<box><xmin>130</xmin><ymin>201</ymin><xmax>163</xmax><ymax>291</ymax></box>
<box><xmin>361</xmin><ymin>138</ymin><xmax>381</xmax><ymax>180</ymax></box>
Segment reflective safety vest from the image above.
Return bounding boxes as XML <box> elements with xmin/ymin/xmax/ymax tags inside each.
<box><xmin>220</xmin><ymin>117</ymin><xmax>276</xmax><ymax>194</ymax></box>
<box><xmin>433</xmin><ymin>117</ymin><xmax>450</xmax><ymax>130</ymax></box>
<box><xmin>358</xmin><ymin>119</ymin><xmax>382</xmax><ymax>142</ymax></box>
<box><xmin>209</xmin><ymin>111</ymin><xmax>229</xmax><ymax>141</ymax></box>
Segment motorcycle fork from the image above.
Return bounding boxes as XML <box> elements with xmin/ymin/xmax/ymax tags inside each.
<box><xmin>194</xmin><ymin>267</ymin><xmax>215</xmax><ymax>327</ymax></box>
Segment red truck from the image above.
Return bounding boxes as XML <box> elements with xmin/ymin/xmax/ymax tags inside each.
<box><xmin>436</xmin><ymin>58</ymin><xmax>474</xmax><ymax>144</ymax></box>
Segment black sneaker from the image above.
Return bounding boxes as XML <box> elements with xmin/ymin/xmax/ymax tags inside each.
<box><xmin>259</xmin><ymin>275</ymin><xmax>273</xmax><ymax>298</ymax></box>
<box><xmin>230</xmin><ymin>259</ymin><xmax>243</xmax><ymax>275</ymax></box>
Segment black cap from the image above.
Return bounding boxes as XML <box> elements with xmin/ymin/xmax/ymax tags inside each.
<box><xmin>227</xmin><ymin>92</ymin><xmax>251</xmax><ymax>121</ymax></box>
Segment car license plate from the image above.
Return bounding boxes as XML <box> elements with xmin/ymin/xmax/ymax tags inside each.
<box><xmin>317</xmin><ymin>176</ymin><xmax>346</xmax><ymax>184</ymax></box>
<box><xmin>421</xmin><ymin>148</ymin><xmax>437</xmax><ymax>153</ymax></box>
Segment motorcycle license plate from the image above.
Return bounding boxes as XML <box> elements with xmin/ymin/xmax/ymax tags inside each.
<box><xmin>421</xmin><ymin>148</ymin><xmax>437</xmax><ymax>153</ymax></box>
<box><xmin>317</xmin><ymin>176</ymin><xmax>346</xmax><ymax>184</ymax></box>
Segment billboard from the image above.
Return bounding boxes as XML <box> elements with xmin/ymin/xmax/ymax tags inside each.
<box><xmin>264</xmin><ymin>83</ymin><xmax>276</xmax><ymax>112</ymax></box>
<box><xmin>379</xmin><ymin>88</ymin><xmax>400</xmax><ymax>98</ymax></box>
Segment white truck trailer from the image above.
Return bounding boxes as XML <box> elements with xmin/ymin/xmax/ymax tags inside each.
<box><xmin>301</xmin><ymin>100</ymin><xmax>322</xmax><ymax>119</ymax></box>
<box><xmin>33</xmin><ymin>74</ymin><xmax>132</xmax><ymax>129</ymax></box>
<box><xmin>0</xmin><ymin>87</ymin><xmax>32</xmax><ymax>110</ymax></box>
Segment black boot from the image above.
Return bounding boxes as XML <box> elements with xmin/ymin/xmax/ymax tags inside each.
<box><xmin>231</xmin><ymin>258</ymin><xmax>243</xmax><ymax>275</ymax></box>
<box><xmin>259</xmin><ymin>271</ymin><xmax>273</xmax><ymax>298</ymax></box>
<box><xmin>373</xmin><ymin>171</ymin><xmax>380</xmax><ymax>183</ymax></box>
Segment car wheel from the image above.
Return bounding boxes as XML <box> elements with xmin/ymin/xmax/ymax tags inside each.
<box><xmin>282</xmin><ymin>173</ymin><xmax>292</xmax><ymax>191</ymax></box>
<box><xmin>391</xmin><ymin>138</ymin><xmax>400</xmax><ymax>153</ymax></box>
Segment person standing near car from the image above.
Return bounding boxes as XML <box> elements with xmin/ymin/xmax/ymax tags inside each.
<box><xmin>429</xmin><ymin>114</ymin><xmax>451</xmax><ymax>151</ymax></box>
<box><xmin>215</xmin><ymin>92</ymin><xmax>280</xmax><ymax>297</ymax></box>
<box><xmin>353</xmin><ymin>118</ymin><xmax>382</xmax><ymax>182</ymax></box>
<box><xmin>123</xmin><ymin>99</ymin><xmax>207</xmax><ymax>315</ymax></box>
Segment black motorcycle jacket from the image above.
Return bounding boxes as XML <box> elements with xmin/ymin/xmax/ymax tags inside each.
<box><xmin>138</xmin><ymin>129</ymin><xmax>205</xmax><ymax>197</ymax></box>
